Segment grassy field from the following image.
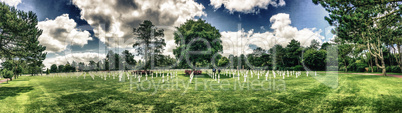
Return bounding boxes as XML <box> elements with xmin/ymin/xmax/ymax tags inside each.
<box><xmin>0</xmin><ymin>71</ymin><xmax>401</xmax><ymax>112</ymax></box>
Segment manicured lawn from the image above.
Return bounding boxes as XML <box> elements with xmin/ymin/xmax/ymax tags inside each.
<box><xmin>0</xmin><ymin>71</ymin><xmax>401</xmax><ymax>112</ymax></box>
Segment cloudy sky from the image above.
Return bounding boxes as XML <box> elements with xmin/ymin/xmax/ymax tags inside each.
<box><xmin>3</xmin><ymin>0</ymin><xmax>334</xmax><ymax>68</ymax></box>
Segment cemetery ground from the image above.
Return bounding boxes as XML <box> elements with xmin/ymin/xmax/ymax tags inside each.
<box><xmin>0</xmin><ymin>71</ymin><xmax>401</xmax><ymax>112</ymax></box>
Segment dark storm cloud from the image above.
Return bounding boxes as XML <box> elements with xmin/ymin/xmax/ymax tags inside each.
<box><xmin>88</xmin><ymin>14</ymin><xmax>112</xmax><ymax>32</ymax></box>
<box><xmin>51</xmin><ymin>28</ymin><xmax>68</xmax><ymax>39</ymax></box>
<box><xmin>115</xmin><ymin>0</ymin><xmax>138</xmax><ymax>12</ymax></box>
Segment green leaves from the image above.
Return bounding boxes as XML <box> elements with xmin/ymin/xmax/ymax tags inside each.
<box><xmin>1</xmin><ymin>68</ymin><xmax>13</xmax><ymax>79</ymax></box>
<box><xmin>173</xmin><ymin>19</ymin><xmax>222</xmax><ymax>68</ymax></box>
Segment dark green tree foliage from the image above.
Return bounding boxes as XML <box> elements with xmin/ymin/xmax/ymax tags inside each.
<box><xmin>105</xmin><ymin>51</ymin><xmax>121</xmax><ymax>70</ymax></box>
<box><xmin>122</xmin><ymin>50</ymin><xmax>136</xmax><ymax>70</ymax></box>
<box><xmin>217</xmin><ymin>56</ymin><xmax>229</xmax><ymax>67</ymax></box>
<box><xmin>96</xmin><ymin>61</ymin><xmax>102</xmax><ymax>71</ymax></box>
<box><xmin>1</xmin><ymin>3</ymin><xmax>47</xmax><ymax>76</ymax></box>
<box><xmin>154</xmin><ymin>55</ymin><xmax>176</xmax><ymax>67</ymax></box>
<box><xmin>64</xmin><ymin>62</ymin><xmax>74</xmax><ymax>72</ymax></box>
<box><xmin>78</xmin><ymin>62</ymin><xmax>85</xmax><ymax>71</ymax></box>
<box><xmin>46</xmin><ymin>68</ymin><xmax>50</xmax><ymax>75</ymax></box>
<box><xmin>89</xmin><ymin>60</ymin><xmax>96</xmax><ymax>71</ymax></box>
<box><xmin>104</xmin><ymin>59</ymin><xmax>109</xmax><ymax>71</ymax></box>
<box><xmin>50</xmin><ymin>64</ymin><xmax>57</xmax><ymax>73</ymax></box>
<box><xmin>303</xmin><ymin>49</ymin><xmax>327</xmax><ymax>71</ymax></box>
<box><xmin>2</xmin><ymin>69</ymin><xmax>13</xmax><ymax>83</ymax></box>
<box><xmin>58</xmin><ymin>65</ymin><xmax>64</xmax><ymax>73</ymax></box>
<box><xmin>1</xmin><ymin>60</ymin><xmax>14</xmax><ymax>71</ymax></box>
<box><xmin>133</xmin><ymin>20</ymin><xmax>166</xmax><ymax>71</ymax></box>
<box><xmin>269</xmin><ymin>44</ymin><xmax>285</xmax><ymax>69</ymax></box>
<box><xmin>14</xmin><ymin>65</ymin><xmax>22</xmax><ymax>79</ymax></box>
<box><xmin>284</xmin><ymin>39</ymin><xmax>302</xmax><ymax>67</ymax></box>
<box><xmin>320</xmin><ymin>42</ymin><xmax>331</xmax><ymax>50</ymax></box>
<box><xmin>173</xmin><ymin>19</ymin><xmax>222</xmax><ymax>69</ymax></box>
<box><xmin>0</xmin><ymin>3</ymin><xmax>35</xmax><ymax>57</ymax></box>
<box><xmin>246</xmin><ymin>47</ymin><xmax>270</xmax><ymax>69</ymax></box>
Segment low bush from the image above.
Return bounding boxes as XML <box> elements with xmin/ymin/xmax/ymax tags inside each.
<box><xmin>326</xmin><ymin>66</ymin><xmax>338</xmax><ymax>71</ymax></box>
<box><xmin>132</xmin><ymin>70</ymin><xmax>153</xmax><ymax>74</ymax></box>
<box><xmin>387</xmin><ymin>66</ymin><xmax>401</xmax><ymax>73</ymax></box>
<box><xmin>356</xmin><ymin>63</ymin><xmax>368</xmax><ymax>72</ymax></box>
<box><xmin>185</xmin><ymin>70</ymin><xmax>202</xmax><ymax>75</ymax></box>
<box><xmin>292</xmin><ymin>65</ymin><xmax>304</xmax><ymax>71</ymax></box>
<box><xmin>2</xmin><ymin>69</ymin><xmax>13</xmax><ymax>82</ymax></box>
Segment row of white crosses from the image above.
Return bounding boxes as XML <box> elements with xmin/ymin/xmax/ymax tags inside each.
<box><xmin>215</xmin><ymin>69</ymin><xmax>320</xmax><ymax>82</ymax></box>
<box><xmin>134</xmin><ymin>70</ymin><xmax>179</xmax><ymax>83</ymax></box>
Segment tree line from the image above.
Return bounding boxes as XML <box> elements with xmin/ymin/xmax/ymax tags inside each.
<box><xmin>48</xmin><ymin>16</ymin><xmax>401</xmax><ymax>76</ymax></box>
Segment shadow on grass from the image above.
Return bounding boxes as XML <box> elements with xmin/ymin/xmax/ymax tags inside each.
<box><xmin>375</xmin><ymin>95</ymin><xmax>402</xmax><ymax>112</ymax></box>
<box><xmin>0</xmin><ymin>87</ymin><xmax>34</xmax><ymax>100</ymax></box>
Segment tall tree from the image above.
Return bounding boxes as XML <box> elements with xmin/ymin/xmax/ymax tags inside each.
<box><xmin>217</xmin><ymin>56</ymin><xmax>229</xmax><ymax>67</ymax></box>
<box><xmin>132</xmin><ymin>20</ymin><xmax>165</xmax><ymax>71</ymax></box>
<box><xmin>337</xmin><ymin>43</ymin><xmax>353</xmax><ymax>72</ymax></box>
<box><xmin>309</xmin><ymin>39</ymin><xmax>320</xmax><ymax>50</ymax></box>
<box><xmin>284</xmin><ymin>39</ymin><xmax>302</xmax><ymax>67</ymax></box>
<box><xmin>269</xmin><ymin>44</ymin><xmax>285</xmax><ymax>69</ymax></box>
<box><xmin>78</xmin><ymin>62</ymin><xmax>85</xmax><ymax>71</ymax></box>
<box><xmin>58</xmin><ymin>65</ymin><xmax>65</xmax><ymax>73</ymax></box>
<box><xmin>122</xmin><ymin>50</ymin><xmax>136</xmax><ymax>70</ymax></box>
<box><xmin>50</xmin><ymin>64</ymin><xmax>57</xmax><ymax>73</ymax></box>
<box><xmin>313</xmin><ymin>0</ymin><xmax>401</xmax><ymax>76</ymax></box>
<box><xmin>89</xmin><ymin>60</ymin><xmax>96</xmax><ymax>71</ymax></box>
<box><xmin>320</xmin><ymin>42</ymin><xmax>331</xmax><ymax>50</ymax></box>
<box><xmin>173</xmin><ymin>19</ymin><xmax>222</xmax><ymax>69</ymax></box>
<box><xmin>303</xmin><ymin>49</ymin><xmax>327</xmax><ymax>71</ymax></box>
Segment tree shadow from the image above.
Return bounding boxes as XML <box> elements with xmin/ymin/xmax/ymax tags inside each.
<box><xmin>0</xmin><ymin>87</ymin><xmax>34</xmax><ymax>100</ymax></box>
<box><xmin>374</xmin><ymin>95</ymin><xmax>402</xmax><ymax>112</ymax></box>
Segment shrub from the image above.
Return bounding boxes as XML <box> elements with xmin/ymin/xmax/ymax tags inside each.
<box><xmin>133</xmin><ymin>70</ymin><xmax>153</xmax><ymax>74</ymax></box>
<box><xmin>292</xmin><ymin>65</ymin><xmax>304</xmax><ymax>71</ymax></box>
<box><xmin>2</xmin><ymin>69</ymin><xmax>13</xmax><ymax>83</ymax></box>
<box><xmin>339</xmin><ymin>66</ymin><xmax>346</xmax><ymax>72</ymax></box>
<box><xmin>393</xmin><ymin>66</ymin><xmax>401</xmax><ymax>73</ymax></box>
<box><xmin>356</xmin><ymin>63</ymin><xmax>368</xmax><ymax>72</ymax></box>
<box><xmin>185</xmin><ymin>70</ymin><xmax>202</xmax><ymax>75</ymax></box>
<box><xmin>386</xmin><ymin>66</ymin><xmax>392</xmax><ymax>73</ymax></box>
<box><xmin>326</xmin><ymin>66</ymin><xmax>338</xmax><ymax>71</ymax></box>
<box><xmin>389</xmin><ymin>66</ymin><xmax>401</xmax><ymax>73</ymax></box>
<box><xmin>368</xmin><ymin>66</ymin><xmax>378</xmax><ymax>72</ymax></box>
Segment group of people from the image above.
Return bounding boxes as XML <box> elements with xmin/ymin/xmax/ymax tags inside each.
<box><xmin>212</xmin><ymin>68</ymin><xmax>221</xmax><ymax>75</ymax></box>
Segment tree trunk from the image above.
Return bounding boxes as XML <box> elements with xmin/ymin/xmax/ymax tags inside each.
<box><xmin>374</xmin><ymin>54</ymin><xmax>387</xmax><ymax>76</ymax></box>
<box><xmin>400</xmin><ymin>66</ymin><xmax>402</xmax><ymax>73</ymax></box>
<box><xmin>344</xmin><ymin>62</ymin><xmax>348</xmax><ymax>72</ymax></box>
<box><xmin>382</xmin><ymin>68</ymin><xmax>387</xmax><ymax>76</ymax></box>
<box><xmin>380</xmin><ymin>51</ymin><xmax>387</xmax><ymax>76</ymax></box>
<box><xmin>370</xmin><ymin>56</ymin><xmax>373</xmax><ymax>72</ymax></box>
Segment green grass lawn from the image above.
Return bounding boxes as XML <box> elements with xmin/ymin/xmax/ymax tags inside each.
<box><xmin>0</xmin><ymin>71</ymin><xmax>401</xmax><ymax>112</ymax></box>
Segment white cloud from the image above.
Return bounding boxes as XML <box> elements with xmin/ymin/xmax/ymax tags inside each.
<box><xmin>210</xmin><ymin>0</ymin><xmax>285</xmax><ymax>14</ymax></box>
<box><xmin>220</xmin><ymin>13</ymin><xmax>323</xmax><ymax>56</ymax></box>
<box><xmin>72</xmin><ymin>0</ymin><xmax>206</xmax><ymax>53</ymax></box>
<box><xmin>43</xmin><ymin>52</ymin><xmax>106</xmax><ymax>69</ymax></box>
<box><xmin>1</xmin><ymin>0</ymin><xmax>21</xmax><ymax>7</ymax></box>
<box><xmin>37</xmin><ymin>14</ymin><xmax>92</xmax><ymax>53</ymax></box>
